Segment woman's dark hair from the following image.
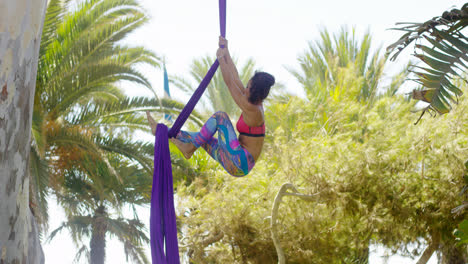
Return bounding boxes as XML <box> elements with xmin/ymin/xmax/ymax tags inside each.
<box><xmin>248</xmin><ymin>71</ymin><xmax>275</xmax><ymax>104</ymax></box>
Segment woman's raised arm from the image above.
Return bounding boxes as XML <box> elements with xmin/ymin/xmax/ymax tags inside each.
<box><xmin>217</xmin><ymin>37</ymin><xmax>257</xmax><ymax>113</ymax></box>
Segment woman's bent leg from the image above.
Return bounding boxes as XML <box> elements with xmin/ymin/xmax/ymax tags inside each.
<box><xmin>212</xmin><ymin>112</ymin><xmax>254</xmax><ymax>176</ymax></box>
<box><xmin>176</xmin><ymin>111</ymin><xmax>229</xmax><ymax>147</ymax></box>
<box><xmin>176</xmin><ymin>111</ymin><xmax>255</xmax><ymax>176</ymax></box>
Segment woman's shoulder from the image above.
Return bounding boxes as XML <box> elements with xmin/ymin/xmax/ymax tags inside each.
<box><xmin>242</xmin><ymin>104</ymin><xmax>264</xmax><ymax>126</ymax></box>
<box><xmin>243</xmin><ymin>103</ymin><xmax>263</xmax><ymax>115</ymax></box>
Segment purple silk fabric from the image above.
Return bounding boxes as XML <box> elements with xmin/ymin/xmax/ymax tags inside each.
<box><xmin>167</xmin><ymin>60</ymin><xmax>220</xmax><ymax>138</ymax></box>
<box><xmin>150</xmin><ymin>1</ymin><xmax>226</xmax><ymax>263</ymax></box>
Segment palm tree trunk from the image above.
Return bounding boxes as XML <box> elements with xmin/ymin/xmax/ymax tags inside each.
<box><xmin>90</xmin><ymin>206</ymin><xmax>108</xmax><ymax>264</ymax></box>
<box><xmin>0</xmin><ymin>0</ymin><xmax>47</xmax><ymax>263</ymax></box>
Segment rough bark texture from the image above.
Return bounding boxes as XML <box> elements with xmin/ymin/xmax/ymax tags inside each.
<box><xmin>0</xmin><ymin>0</ymin><xmax>47</xmax><ymax>263</ymax></box>
<box><xmin>90</xmin><ymin>206</ymin><xmax>108</xmax><ymax>264</ymax></box>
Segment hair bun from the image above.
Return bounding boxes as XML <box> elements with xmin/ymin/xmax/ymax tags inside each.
<box><xmin>266</xmin><ymin>75</ymin><xmax>275</xmax><ymax>87</ymax></box>
<box><xmin>248</xmin><ymin>71</ymin><xmax>275</xmax><ymax>104</ymax></box>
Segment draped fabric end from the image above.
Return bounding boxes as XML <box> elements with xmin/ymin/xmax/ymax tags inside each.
<box><xmin>150</xmin><ymin>0</ymin><xmax>226</xmax><ymax>263</ymax></box>
<box><xmin>150</xmin><ymin>124</ymin><xmax>179</xmax><ymax>264</ymax></box>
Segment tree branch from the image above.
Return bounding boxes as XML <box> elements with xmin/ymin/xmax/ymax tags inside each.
<box><xmin>270</xmin><ymin>183</ymin><xmax>320</xmax><ymax>264</ymax></box>
<box><xmin>416</xmin><ymin>241</ymin><xmax>438</xmax><ymax>264</ymax></box>
<box><xmin>201</xmin><ymin>230</ymin><xmax>224</xmax><ymax>247</ymax></box>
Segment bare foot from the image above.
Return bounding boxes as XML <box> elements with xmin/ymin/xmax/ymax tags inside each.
<box><xmin>170</xmin><ymin>138</ymin><xmax>196</xmax><ymax>159</ymax></box>
<box><xmin>146</xmin><ymin>111</ymin><xmax>157</xmax><ymax>135</ymax></box>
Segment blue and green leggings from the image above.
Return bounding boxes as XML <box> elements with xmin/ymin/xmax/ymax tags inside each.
<box><xmin>176</xmin><ymin>111</ymin><xmax>255</xmax><ymax>177</ymax></box>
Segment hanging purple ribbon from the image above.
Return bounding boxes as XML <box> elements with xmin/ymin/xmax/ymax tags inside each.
<box><xmin>150</xmin><ymin>1</ymin><xmax>226</xmax><ymax>263</ymax></box>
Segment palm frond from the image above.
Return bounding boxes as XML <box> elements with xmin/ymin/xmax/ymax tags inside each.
<box><xmin>75</xmin><ymin>85</ymin><xmax>125</xmax><ymax>107</ymax></box>
<box><xmin>48</xmin><ymin>215</ymin><xmax>93</xmax><ymax>245</ymax></box>
<box><xmin>106</xmin><ymin>218</ymin><xmax>150</xmax><ymax>264</ymax></box>
<box><xmin>54</xmin><ymin>185</ymin><xmax>96</xmax><ymax>216</ymax></box>
<box><xmin>412</xmin><ymin>29</ymin><xmax>466</xmax><ymax>116</ymax></box>
<box><xmin>361</xmin><ymin>47</ymin><xmax>387</xmax><ymax>102</ymax></box>
<box><xmin>73</xmin><ymin>245</ymin><xmax>90</xmax><ymax>264</ymax></box>
<box><xmin>170</xmin><ymin>76</ymin><xmax>195</xmax><ymax>94</ymax></box>
<box><xmin>94</xmin><ymin>136</ymin><xmax>154</xmax><ymax>174</ymax></box>
<box><xmin>110</xmin><ymin>163</ymin><xmax>153</xmax><ymax>206</ymax></box>
<box><xmin>47</xmin><ymin>125</ymin><xmax>104</xmax><ymax>158</ymax></box>
<box><xmin>39</xmin><ymin>0</ymin><xmax>73</xmax><ymax>63</ymax></box>
<box><xmin>49</xmin><ymin>81</ymin><xmax>124</xmax><ymax>117</ymax></box>
<box><xmin>387</xmin><ymin>4</ymin><xmax>468</xmax><ymax>118</ymax></box>
<box><xmin>29</xmin><ymin>146</ymin><xmax>50</xmax><ymax>232</ymax></box>
<box><xmin>67</xmin><ymin>96</ymin><xmax>204</xmax><ymax>133</ymax></box>
<box><xmin>387</xmin><ymin>3</ymin><xmax>468</xmax><ymax>60</ymax></box>
<box><xmin>31</xmin><ymin>103</ymin><xmax>47</xmax><ymax>158</ymax></box>
<box><xmin>291</xmin><ymin>26</ymin><xmax>387</xmax><ymax>103</ymax></box>
<box><xmin>124</xmin><ymin>245</ymin><xmax>150</xmax><ymax>264</ymax></box>
<box><xmin>40</xmin><ymin>0</ymin><xmax>157</xmax><ymax>101</ymax></box>
<box><xmin>47</xmin><ymin>125</ymin><xmax>122</xmax><ymax>184</ymax></box>
<box><xmin>46</xmin><ymin>63</ymin><xmax>153</xmax><ymax>113</ymax></box>
<box><xmin>56</xmin><ymin>154</ymin><xmax>152</xmax><ymax>212</ymax></box>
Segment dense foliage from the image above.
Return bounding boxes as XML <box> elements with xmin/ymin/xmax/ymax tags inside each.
<box><xmin>173</xmin><ymin>30</ymin><xmax>468</xmax><ymax>263</ymax></box>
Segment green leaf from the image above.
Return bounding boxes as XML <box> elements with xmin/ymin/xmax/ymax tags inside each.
<box><xmin>417</xmin><ymin>44</ymin><xmax>457</xmax><ymax>64</ymax></box>
<box><xmin>437</xmin><ymin>30</ymin><xmax>468</xmax><ymax>54</ymax></box>
<box><xmin>455</xmin><ymin>220</ymin><xmax>468</xmax><ymax>245</ymax></box>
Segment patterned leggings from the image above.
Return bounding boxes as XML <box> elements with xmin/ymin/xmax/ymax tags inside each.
<box><xmin>176</xmin><ymin>111</ymin><xmax>255</xmax><ymax>177</ymax></box>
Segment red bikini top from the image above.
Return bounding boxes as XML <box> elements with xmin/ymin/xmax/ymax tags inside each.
<box><xmin>236</xmin><ymin>114</ymin><xmax>265</xmax><ymax>137</ymax></box>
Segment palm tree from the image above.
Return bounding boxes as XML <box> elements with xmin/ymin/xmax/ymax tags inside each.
<box><xmin>285</xmin><ymin>27</ymin><xmax>408</xmax><ymax>137</ymax></box>
<box><xmin>387</xmin><ymin>3</ymin><xmax>468</xmax><ymax>122</ymax></box>
<box><xmin>172</xmin><ymin>55</ymin><xmax>256</xmax><ymax>117</ymax></box>
<box><xmin>288</xmin><ymin>27</ymin><xmax>396</xmax><ymax>104</ymax></box>
<box><xmin>48</xmin><ymin>155</ymin><xmax>152</xmax><ymax>264</ymax></box>
<box><xmin>31</xmin><ymin>0</ymin><xmax>203</xmax><ymax>232</ymax></box>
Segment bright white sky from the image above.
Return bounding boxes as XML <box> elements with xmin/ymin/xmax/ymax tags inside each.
<box><xmin>43</xmin><ymin>0</ymin><xmax>466</xmax><ymax>263</ymax></box>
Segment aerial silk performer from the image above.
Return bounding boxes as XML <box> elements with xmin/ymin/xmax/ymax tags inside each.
<box><xmin>146</xmin><ymin>1</ymin><xmax>274</xmax><ymax>263</ymax></box>
<box><xmin>148</xmin><ymin>36</ymin><xmax>275</xmax><ymax>177</ymax></box>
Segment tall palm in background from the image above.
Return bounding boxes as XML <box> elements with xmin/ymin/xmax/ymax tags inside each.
<box><xmin>172</xmin><ymin>55</ymin><xmax>256</xmax><ymax>117</ymax></box>
<box><xmin>282</xmin><ymin>27</ymin><xmax>407</xmax><ymax>137</ymax></box>
<box><xmin>48</xmin><ymin>156</ymin><xmax>152</xmax><ymax>264</ymax></box>
<box><xmin>289</xmin><ymin>27</ymin><xmax>405</xmax><ymax>104</ymax></box>
<box><xmin>31</xmin><ymin>0</ymin><xmax>201</xmax><ymax>233</ymax></box>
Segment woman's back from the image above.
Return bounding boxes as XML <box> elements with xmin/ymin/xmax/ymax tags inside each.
<box><xmin>238</xmin><ymin>106</ymin><xmax>265</xmax><ymax>161</ymax></box>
